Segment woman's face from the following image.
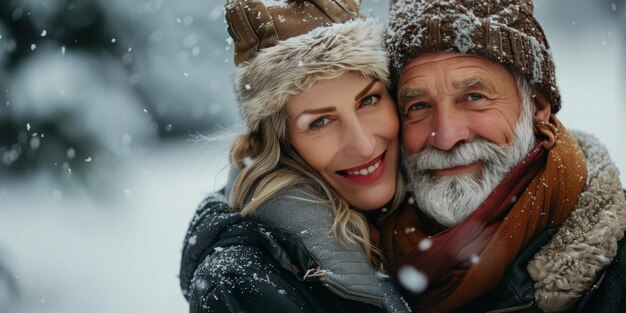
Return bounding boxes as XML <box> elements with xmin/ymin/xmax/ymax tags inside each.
<box><xmin>286</xmin><ymin>72</ymin><xmax>399</xmax><ymax>211</ymax></box>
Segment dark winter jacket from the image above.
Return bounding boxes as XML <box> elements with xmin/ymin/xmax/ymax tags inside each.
<box><xmin>455</xmin><ymin>131</ymin><xmax>626</xmax><ymax>313</ymax></box>
<box><xmin>179</xmin><ymin>189</ymin><xmax>409</xmax><ymax>313</ymax></box>
<box><xmin>455</xmin><ymin>228</ymin><xmax>626</xmax><ymax>313</ymax></box>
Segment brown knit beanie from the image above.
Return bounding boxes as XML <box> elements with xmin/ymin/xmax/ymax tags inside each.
<box><xmin>225</xmin><ymin>0</ymin><xmax>390</xmax><ymax>132</ymax></box>
<box><xmin>387</xmin><ymin>0</ymin><xmax>561</xmax><ymax>113</ymax></box>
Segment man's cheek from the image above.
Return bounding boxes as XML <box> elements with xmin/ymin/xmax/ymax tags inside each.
<box><xmin>402</xmin><ymin>126</ymin><xmax>426</xmax><ymax>155</ymax></box>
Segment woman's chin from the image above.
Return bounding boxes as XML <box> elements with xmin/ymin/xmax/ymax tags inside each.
<box><xmin>343</xmin><ymin>186</ymin><xmax>395</xmax><ymax>211</ymax></box>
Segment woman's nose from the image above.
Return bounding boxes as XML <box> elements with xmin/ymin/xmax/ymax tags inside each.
<box><xmin>342</xmin><ymin>119</ymin><xmax>376</xmax><ymax>157</ymax></box>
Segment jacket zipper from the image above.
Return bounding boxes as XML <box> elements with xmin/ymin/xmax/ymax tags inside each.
<box><xmin>303</xmin><ymin>267</ymin><xmax>384</xmax><ymax>307</ymax></box>
<box><xmin>486</xmin><ymin>301</ymin><xmax>534</xmax><ymax>313</ymax></box>
<box><xmin>302</xmin><ymin>267</ymin><xmax>326</xmax><ymax>282</ymax></box>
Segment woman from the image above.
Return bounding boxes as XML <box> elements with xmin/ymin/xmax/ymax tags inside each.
<box><xmin>179</xmin><ymin>0</ymin><xmax>408</xmax><ymax>312</ymax></box>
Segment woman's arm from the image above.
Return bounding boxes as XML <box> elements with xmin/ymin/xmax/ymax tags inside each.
<box><xmin>188</xmin><ymin>245</ymin><xmax>311</xmax><ymax>313</ymax></box>
<box><xmin>180</xmin><ymin>193</ymin><xmax>316</xmax><ymax>313</ymax></box>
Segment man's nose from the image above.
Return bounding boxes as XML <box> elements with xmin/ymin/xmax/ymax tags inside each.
<box><xmin>343</xmin><ymin>118</ymin><xmax>376</xmax><ymax>157</ymax></box>
<box><xmin>427</xmin><ymin>107</ymin><xmax>472</xmax><ymax>151</ymax></box>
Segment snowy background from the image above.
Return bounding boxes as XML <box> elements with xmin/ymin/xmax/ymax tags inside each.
<box><xmin>0</xmin><ymin>0</ymin><xmax>623</xmax><ymax>312</ymax></box>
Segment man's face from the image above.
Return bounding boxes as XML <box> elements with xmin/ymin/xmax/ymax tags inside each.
<box><xmin>398</xmin><ymin>52</ymin><xmax>536</xmax><ymax>227</ymax></box>
<box><xmin>398</xmin><ymin>52</ymin><xmax>523</xmax><ymax>161</ymax></box>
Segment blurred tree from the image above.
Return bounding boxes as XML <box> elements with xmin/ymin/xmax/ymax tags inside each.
<box><xmin>0</xmin><ymin>0</ymin><xmax>237</xmax><ymax>182</ymax></box>
<box><xmin>0</xmin><ymin>0</ymin><xmax>118</xmax><ymax>178</ymax></box>
<box><xmin>0</xmin><ymin>253</ymin><xmax>18</xmax><ymax>312</ymax></box>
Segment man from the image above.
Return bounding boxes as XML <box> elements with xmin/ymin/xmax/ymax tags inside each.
<box><xmin>382</xmin><ymin>0</ymin><xmax>626</xmax><ymax>312</ymax></box>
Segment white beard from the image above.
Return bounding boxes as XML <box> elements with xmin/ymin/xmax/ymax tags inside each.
<box><xmin>403</xmin><ymin>100</ymin><xmax>536</xmax><ymax>227</ymax></box>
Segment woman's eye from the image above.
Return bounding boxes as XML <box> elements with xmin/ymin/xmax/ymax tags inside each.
<box><xmin>465</xmin><ymin>93</ymin><xmax>484</xmax><ymax>101</ymax></box>
<box><xmin>309</xmin><ymin>116</ymin><xmax>330</xmax><ymax>129</ymax></box>
<box><xmin>361</xmin><ymin>95</ymin><xmax>379</xmax><ymax>106</ymax></box>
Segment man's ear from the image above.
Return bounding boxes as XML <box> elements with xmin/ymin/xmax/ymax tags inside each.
<box><xmin>533</xmin><ymin>91</ymin><xmax>552</xmax><ymax>122</ymax></box>
<box><xmin>532</xmin><ymin>91</ymin><xmax>558</xmax><ymax>149</ymax></box>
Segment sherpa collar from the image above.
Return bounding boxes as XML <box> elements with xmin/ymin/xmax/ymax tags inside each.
<box><xmin>528</xmin><ymin>130</ymin><xmax>626</xmax><ymax>312</ymax></box>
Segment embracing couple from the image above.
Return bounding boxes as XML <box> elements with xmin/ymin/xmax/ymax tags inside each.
<box><xmin>179</xmin><ymin>0</ymin><xmax>626</xmax><ymax>312</ymax></box>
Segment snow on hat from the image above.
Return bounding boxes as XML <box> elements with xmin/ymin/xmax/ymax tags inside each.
<box><xmin>225</xmin><ymin>0</ymin><xmax>390</xmax><ymax>132</ymax></box>
<box><xmin>387</xmin><ymin>0</ymin><xmax>561</xmax><ymax>113</ymax></box>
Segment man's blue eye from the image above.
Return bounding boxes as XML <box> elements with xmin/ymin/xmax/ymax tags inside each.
<box><xmin>409</xmin><ymin>102</ymin><xmax>427</xmax><ymax>111</ymax></box>
<box><xmin>466</xmin><ymin>93</ymin><xmax>483</xmax><ymax>101</ymax></box>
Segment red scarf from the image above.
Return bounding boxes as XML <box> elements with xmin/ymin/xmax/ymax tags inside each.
<box><xmin>389</xmin><ymin>144</ymin><xmax>546</xmax><ymax>305</ymax></box>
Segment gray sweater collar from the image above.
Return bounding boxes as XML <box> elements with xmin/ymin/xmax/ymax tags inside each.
<box><xmin>255</xmin><ymin>188</ymin><xmax>410</xmax><ymax>313</ymax></box>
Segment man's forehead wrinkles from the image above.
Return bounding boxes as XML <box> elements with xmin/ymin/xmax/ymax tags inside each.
<box><xmin>400</xmin><ymin>72</ymin><xmax>432</xmax><ymax>85</ymax></box>
<box><xmin>399</xmin><ymin>74</ymin><xmax>432</xmax><ymax>93</ymax></box>
<box><xmin>398</xmin><ymin>74</ymin><xmax>431</xmax><ymax>96</ymax></box>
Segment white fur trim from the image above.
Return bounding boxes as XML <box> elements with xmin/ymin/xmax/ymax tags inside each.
<box><xmin>234</xmin><ymin>18</ymin><xmax>389</xmax><ymax>131</ymax></box>
<box><xmin>527</xmin><ymin>130</ymin><xmax>626</xmax><ymax>312</ymax></box>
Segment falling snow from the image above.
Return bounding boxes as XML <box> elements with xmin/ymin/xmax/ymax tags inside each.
<box><xmin>188</xmin><ymin>235</ymin><xmax>197</xmax><ymax>245</ymax></box>
<box><xmin>470</xmin><ymin>254</ymin><xmax>480</xmax><ymax>264</ymax></box>
<box><xmin>67</xmin><ymin>148</ymin><xmax>76</xmax><ymax>159</ymax></box>
<box><xmin>397</xmin><ymin>265</ymin><xmax>428</xmax><ymax>293</ymax></box>
<box><xmin>418</xmin><ymin>239</ymin><xmax>433</xmax><ymax>251</ymax></box>
<box><xmin>0</xmin><ymin>1</ymin><xmax>623</xmax><ymax>313</ymax></box>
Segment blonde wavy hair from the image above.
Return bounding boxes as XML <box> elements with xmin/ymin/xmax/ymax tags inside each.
<box><xmin>229</xmin><ymin>108</ymin><xmax>405</xmax><ymax>265</ymax></box>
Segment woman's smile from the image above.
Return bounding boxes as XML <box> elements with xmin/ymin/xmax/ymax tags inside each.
<box><xmin>337</xmin><ymin>150</ymin><xmax>386</xmax><ymax>184</ymax></box>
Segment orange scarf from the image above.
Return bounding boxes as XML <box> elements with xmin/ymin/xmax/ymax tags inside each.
<box><xmin>382</xmin><ymin>119</ymin><xmax>587</xmax><ymax>313</ymax></box>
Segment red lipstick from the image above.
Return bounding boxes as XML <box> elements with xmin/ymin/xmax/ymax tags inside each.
<box><xmin>337</xmin><ymin>151</ymin><xmax>387</xmax><ymax>184</ymax></box>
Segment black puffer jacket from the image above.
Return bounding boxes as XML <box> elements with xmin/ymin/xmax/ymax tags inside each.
<box><xmin>179</xmin><ymin>193</ymin><xmax>408</xmax><ymax>313</ymax></box>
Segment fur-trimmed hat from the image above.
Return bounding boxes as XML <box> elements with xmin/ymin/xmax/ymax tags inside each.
<box><xmin>225</xmin><ymin>0</ymin><xmax>389</xmax><ymax>132</ymax></box>
<box><xmin>387</xmin><ymin>0</ymin><xmax>562</xmax><ymax>113</ymax></box>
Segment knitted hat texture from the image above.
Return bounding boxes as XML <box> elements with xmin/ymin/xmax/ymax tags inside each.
<box><xmin>387</xmin><ymin>0</ymin><xmax>561</xmax><ymax>113</ymax></box>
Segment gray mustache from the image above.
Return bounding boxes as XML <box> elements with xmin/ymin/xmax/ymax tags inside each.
<box><xmin>405</xmin><ymin>138</ymin><xmax>509</xmax><ymax>173</ymax></box>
